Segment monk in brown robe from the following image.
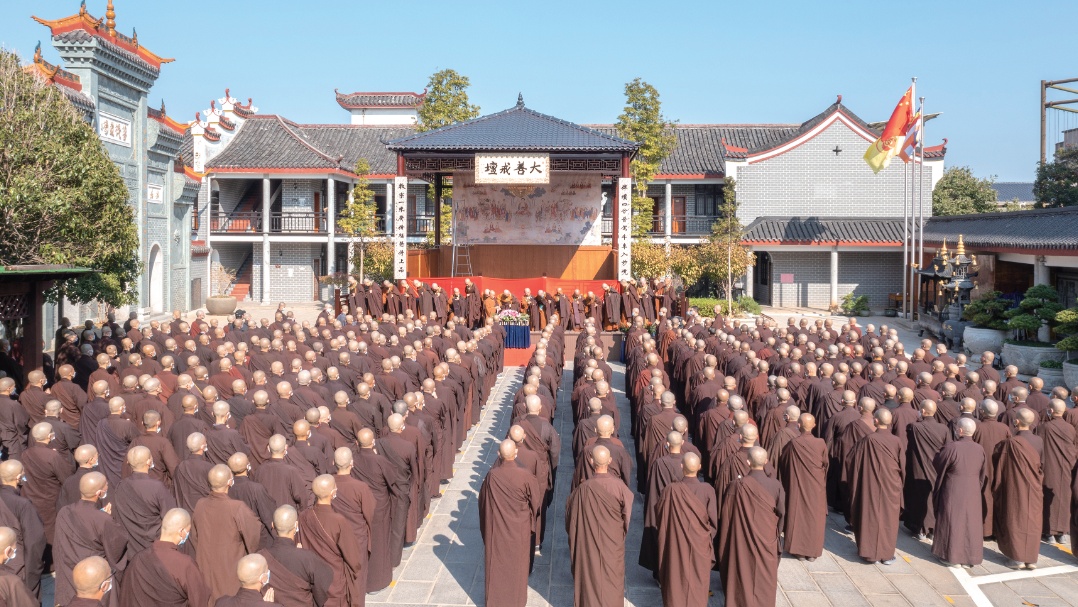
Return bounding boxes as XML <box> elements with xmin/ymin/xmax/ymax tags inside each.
<box><xmin>973</xmin><ymin>399</ymin><xmax>1009</xmax><ymax>538</ymax></box>
<box><xmin>904</xmin><ymin>400</ymin><xmax>950</xmax><ymax>538</ymax></box>
<box><xmin>655</xmin><ymin>452</ymin><xmax>717</xmax><ymax>607</ymax></box>
<box><xmin>351</xmin><ymin>428</ymin><xmax>398</xmax><ymax>592</ymax></box>
<box><xmin>931</xmin><ymin>417</ymin><xmax>986</xmax><ymax>567</ymax></box>
<box><xmin>127</xmin><ymin>410</ymin><xmax>181</xmax><ymax>488</ymax></box>
<box><xmin>173</xmin><ymin>432</ymin><xmax>214</xmax><ymax>513</ymax></box>
<box><xmin>330</xmin><ymin>447</ymin><xmax>375</xmax><ymax>600</ymax></box>
<box><xmin>847</xmin><ymin>408</ymin><xmax>904</xmax><ymax>564</ymax></box>
<box><xmin>834</xmin><ymin>396</ymin><xmax>877</xmax><ymax>518</ymax></box>
<box><xmin>67</xmin><ymin>555</ymin><xmax>116</xmax><ymax>607</ymax></box>
<box><xmin>564</xmin><ymin>445</ymin><xmax>633</xmax><ymax>607</ymax></box>
<box><xmin>993</xmin><ymin>407</ymin><xmax>1044</xmax><ymax>569</ymax></box>
<box><xmin>17</xmin><ymin>371</ymin><xmax>49</xmax><ymax>426</ymax></box>
<box><xmin>191</xmin><ymin>464</ymin><xmax>263</xmax><ymax>603</ymax></box>
<box><xmin>479</xmin><ymin>439</ymin><xmax>540</xmax><ymax>607</ymax></box>
<box><xmin>298</xmin><ymin>475</ymin><xmax>363</xmax><ymax>607</ymax></box>
<box><xmin>96</xmin><ymin>397</ymin><xmax>140</xmax><ymax>487</ymax></box>
<box><xmin>118</xmin><ymin>508</ymin><xmax>212</xmax><ymax>607</ymax></box>
<box><xmin>20</xmin><ymin>421</ymin><xmax>74</xmax><ymax>546</ymax></box>
<box><xmin>778</xmin><ymin>413</ymin><xmax>828</xmax><ymax>561</ymax></box>
<box><xmin>0</xmin><ymin>527</ymin><xmax>38</xmax><ymax>607</ymax></box>
<box><xmin>0</xmin><ymin>461</ymin><xmax>45</xmax><ymax>597</ymax></box>
<box><xmin>1036</xmin><ymin>398</ymin><xmax>1076</xmax><ymax>544</ymax></box>
<box><xmin>377</xmin><ymin>413</ymin><xmax>418</xmax><ymax>557</ymax></box>
<box><xmin>53</xmin><ymin>472</ymin><xmax>129</xmax><ymax>606</ymax></box>
<box><xmin>214</xmin><ymin>554</ymin><xmax>283</xmax><ymax>607</ymax></box>
<box><xmin>260</xmin><ymin>504</ymin><xmax>334</xmax><ymax>607</ymax></box>
<box><xmin>718</xmin><ymin>446</ymin><xmax>784</xmax><ymax>607</ymax></box>
<box><xmin>111</xmin><ymin>446</ymin><xmax>176</xmax><ymax>553</ymax></box>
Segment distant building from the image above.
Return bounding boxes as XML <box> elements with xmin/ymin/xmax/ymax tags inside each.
<box><xmin>1057</xmin><ymin>127</ymin><xmax>1078</xmax><ymax>153</ymax></box>
<box><xmin>990</xmin><ymin>182</ymin><xmax>1036</xmax><ymax>208</ymax></box>
<box><xmin>335</xmin><ymin>90</ymin><xmax>424</xmax><ymax>126</ymax></box>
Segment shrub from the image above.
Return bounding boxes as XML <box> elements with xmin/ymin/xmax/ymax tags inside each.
<box><xmin>1055</xmin><ymin>307</ymin><xmax>1078</xmax><ymax>353</ymax></box>
<box><xmin>962</xmin><ymin>290</ymin><xmax>1011</xmax><ymax>330</ymax></box>
<box><xmin>841</xmin><ymin>292</ymin><xmax>870</xmax><ymax>316</ymax></box>
<box><xmin>1040</xmin><ymin>359</ymin><xmax>1063</xmax><ymax>369</ymax></box>
<box><xmin>1006</xmin><ymin>284</ymin><xmax>1064</xmax><ymax>342</ymax></box>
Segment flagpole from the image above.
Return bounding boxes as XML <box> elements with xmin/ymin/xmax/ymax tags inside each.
<box><xmin>917</xmin><ymin>96</ymin><xmax>926</xmax><ymax>321</ymax></box>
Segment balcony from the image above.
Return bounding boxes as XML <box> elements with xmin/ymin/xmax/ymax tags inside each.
<box><xmin>599</xmin><ymin>214</ymin><xmax>721</xmax><ymax>237</ymax></box>
<box><xmin>211</xmin><ymin>212</ymin><xmax>436</xmax><ymax>237</ymax></box>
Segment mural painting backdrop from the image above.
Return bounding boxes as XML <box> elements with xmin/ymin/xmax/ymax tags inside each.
<box><xmin>453</xmin><ymin>172</ymin><xmax>603</xmax><ymax>245</ymax></box>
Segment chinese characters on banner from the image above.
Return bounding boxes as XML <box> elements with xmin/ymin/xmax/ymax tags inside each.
<box><xmin>393</xmin><ymin>176</ymin><xmax>409</xmax><ymax>279</ymax></box>
<box><xmin>98</xmin><ymin>112</ymin><xmax>132</xmax><ymax>147</ymax></box>
<box><xmin>146</xmin><ymin>184</ymin><xmax>163</xmax><ymax>204</ymax></box>
<box><xmin>474</xmin><ymin>153</ymin><xmax>550</xmax><ymax>184</ymax></box>
<box><xmin>617</xmin><ymin>177</ymin><xmax>632</xmax><ymax>280</ymax></box>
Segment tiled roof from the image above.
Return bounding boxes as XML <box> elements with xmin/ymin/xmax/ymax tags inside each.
<box><xmin>386</xmin><ymin>98</ymin><xmax>639</xmax><ymax>153</ymax></box>
<box><xmin>335</xmin><ymin>90</ymin><xmax>425</xmax><ymax>109</ymax></box>
<box><xmin>206</xmin><ymin>115</ymin><xmax>344</xmax><ymax>171</ymax></box>
<box><xmin>55</xmin><ymin>81</ymin><xmax>94</xmax><ymax>114</ymax></box>
<box><xmin>923</xmin><ymin>207</ymin><xmax>1078</xmax><ymax>251</ymax></box>
<box><xmin>34</xmin><ymin>8</ymin><xmax>172</xmax><ymax>70</ymax></box>
<box><xmin>742</xmin><ymin>216</ymin><xmax>906</xmax><ymax>245</ymax></box>
<box><xmin>990</xmin><ymin>182</ymin><xmax>1036</xmax><ymax>204</ymax></box>
<box><xmin>52</xmin><ymin>29</ymin><xmax>161</xmax><ymax>76</ymax></box>
<box><xmin>300</xmin><ymin>125</ymin><xmax>417</xmax><ymax>175</ymax></box>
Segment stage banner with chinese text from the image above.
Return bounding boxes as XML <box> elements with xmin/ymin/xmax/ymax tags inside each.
<box><xmin>453</xmin><ymin>171</ymin><xmax>604</xmax><ymax>245</ymax></box>
<box><xmin>393</xmin><ymin>176</ymin><xmax>409</xmax><ymax>279</ymax></box>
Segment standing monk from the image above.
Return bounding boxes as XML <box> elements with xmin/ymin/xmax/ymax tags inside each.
<box><xmin>329</xmin><ymin>447</ymin><xmax>375</xmax><ymax>600</ymax></box>
<box><xmin>718</xmin><ymin>446</ymin><xmax>784</xmax><ymax>607</ymax></box>
<box><xmin>20</xmin><ymin>421</ymin><xmax>73</xmax><ymax>548</ymax></box>
<box><xmin>564</xmin><ymin>445</ymin><xmax>633</xmax><ymax>607</ymax></box>
<box><xmin>298</xmin><ymin>475</ymin><xmax>363</xmax><ymax>607</ymax></box>
<box><xmin>993</xmin><ymin>408</ymin><xmax>1043</xmax><ymax>570</ymax></box>
<box><xmin>1035</xmin><ymin>399</ymin><xmax>1076</xmax><ymax>544</ymax></box>
<box><xmin>655</xmin><ymin>452</ymin><xmax>717</xmax><ymax>607</ymax></box>
<box><xmin>260</xmin><ymin>505</ymin><xmax>334</xmax><ymax>607</ymax></box>
<box><xmin>931</xmin><ymin>418</ymin><xmax>986</xmax><ymax>568</ymax></box>
<box><xmin>973</xmin><ymin>399</ymin><xmax>1009</xmax><ymax>538</ymax></box>
<box><xmin>847</xmin><ymin>409</ymin><xmax>904</xmax><ymax>564</ymax></box>
<box><xmin>904</xmin><ymin>400</ymin><xmax>950</xmax><ymax>538</ymax></box>
<box><xmin>117</xmin><ymin>508</ymin><xmax>212</xmax><ymax>607</ymax></box>
<box><xmin>53</xmin><ymin>472</ymin><xmax>129</xmax><ymax>606</ymax></box>
<box><xmin>778</xmin><ymin>413</ymin><xmax>828</xmax><ymax>561</ymax></box>
<box><xmin>351</xmin><ymin>428</ymin><xmax>397</xmax><ymax>593</ymax></box>
<box><xmin>191</xmin><ymin>464</ymin><xmax>263</xmax><ymax>603</ymax></box>
<box><xmin>479</xmin><ymin>439</ymin><xmax>540</xmax><ymax>607</ymax></box>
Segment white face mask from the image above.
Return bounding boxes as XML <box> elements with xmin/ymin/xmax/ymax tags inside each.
<box><xmin>178</xmin><ymin>531</ymin><xmax>189</xmax><ymax>546</ymax></box>
<box><xmin>3</xmin><ymin>547</ymin><xmax>15</xmax><ymax>564</ymax></box>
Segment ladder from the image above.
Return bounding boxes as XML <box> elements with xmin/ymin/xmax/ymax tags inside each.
<box><xmin>450</xmin><ymin>200</ymin><xmax>472</xmax><ymax>276</ymax></box>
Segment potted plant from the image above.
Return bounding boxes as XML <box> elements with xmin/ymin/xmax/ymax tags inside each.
<box><xmin>961</xmin><ymin>290</ymin><xmax>1011</xmax><ymax>355</ymax></box>
<box><xmin>1002</xmin><ymin>285</ymin><xmax>1066</xmax><ymax>375</ymax></box>
<box><xmin>1055</xmin><ymin>306</ymin><xmax>1078</xmax><ymax>388</ymax></box>
<box><xmin>206</xmin><ymin>264</ymin><xmax>238</xmax><ymax>316</ymax></box>
<box><xmin>841</xmin><ymin>292</ymin><xmax>870</xmax><ymax>317</ymax></box>
<box><xmin>1038</xmin><ymin>359</ymin><xmax>1066</xmax><ymax>391</ymax></box>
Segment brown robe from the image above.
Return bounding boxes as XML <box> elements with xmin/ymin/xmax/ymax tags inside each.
<box><xmin>19</xmin><ymin>442</ymin><xmax>73</xmax><ymax>543</ymax></box>
<box><xmin>718</xmin><ymin>470</ymin><xmax>784</xmax><ymax>607</ymax></box>
<box><xmin>331</xmin><ymin>473</ymin><xmax>375</xmax><ymax>599</ymax></box>
<box><xmin>117</xmin><ymin>540</ymin><xmax>212</xmax><ymax>607</ymax></box>
<box><xmin>53</xmin><ymin>500</ymin><xmax>130</xmax><ymax>606</ymax></box>
<box><xmin>350</xmin><ymin>448</ymin><xmax>397</xmax><ymax>592</ymax></box>
<box><xmin>903</xmin><ymin>418</ymin><xmax>950</xmax><ymax>534</ymax></box>
<box><xmin>992</xmin><ymin>432</ymin><xmax>1044</xmax><ymax>563</ymax></box>
<box><xmin>259</xmin><ymin>536</ymin><xmax>334</xmax><ymax>607</ymax></box>
<box><xmin>191</xmin><ymin>492</ymin><xmax>262</xmax><ymax>604</ymax></box>
<box><xmin>973</xmin><ymin>419</ymin><xmax>1010</xmax><ymax>536</ymax></box>
<box><xmin>0</xmin><ymin>571</ymin><xmax>36</xmax><ymax>607</ymax></box>
<box><xmin>376</xmin><ymin>434</ymin><xmax>416</xmax><ymax>560</ymax></box>
<box><xmin>478</xmin><ymin>459</ymin><xmax>540</xmax><ymax>607</ymax></box>
<box><xmin>172</xmin><ymin>453</ymin><xmax>214</xmax><ymax>514</ymax></box>
<box><xmin>1035</xmin><ymin>417</ymin><xmax>1076</xmax><ymax>535</ymax></box>
<box><xmin>564</xmin><ymin>473</ymin><xmax>633</xmax><ymax>607</ymax></box>
<box><xmin>931</xmin><ymin>437</ymin><xmax>986</xmax><ymax>566</ymax></box>
<box><xmin>298</xmin><ymin>504</ymin><xmax>363</xmax><ymax>607</ymax></box>
<box><xmin>111</xmin><ymin>471</ymin><xmax>176</xmax><ymax>553</ymax></box>
<box><xmin>847</xmin><ymin>429</ymin><xmax>904</xmax><ymax>561</ymax></box>
<box><xmin>778</xmin><ymin>432</ymin><xmax>828</xmax><ymax>559</ymax></box>
<box><xmin>656</xmin><ymin>477</ymin><xmax>717</xmax><ymax>607</ymax></box>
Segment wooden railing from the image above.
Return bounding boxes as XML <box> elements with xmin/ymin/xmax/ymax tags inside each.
<box><xmin>599</xmin><ymin>214</ymin><xmax>721</xmax><ymax>237</ymax></box>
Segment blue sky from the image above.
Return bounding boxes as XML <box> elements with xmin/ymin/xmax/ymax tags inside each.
<box><xmin>6</xmin><ymin>0</ymin><xmax>1077</xmax><ymax>182</ymax></box>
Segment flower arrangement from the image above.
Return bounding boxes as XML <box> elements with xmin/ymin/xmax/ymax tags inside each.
<box><xmin>495</xmin><ymin>309</ymin><xmax>530</xmax><ymax>326</ymax></box>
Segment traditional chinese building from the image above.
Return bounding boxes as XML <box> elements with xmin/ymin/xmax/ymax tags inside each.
<box><xmin>29</xmin><ymin>1</ymin><xmax>198</xmax><ymax>325</ymax></box>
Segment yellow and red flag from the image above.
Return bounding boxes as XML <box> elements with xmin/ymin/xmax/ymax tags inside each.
<box><xmin>863</xmin><ymin>86</ymin><xmax>915</xmax><ymax>174</ymax></box>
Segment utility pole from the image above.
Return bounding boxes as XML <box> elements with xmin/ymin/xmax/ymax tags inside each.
<box><xmin>1040</xmin><ymin>77</ymin><xmax>1078</xmax><ymax>165</ymax></box>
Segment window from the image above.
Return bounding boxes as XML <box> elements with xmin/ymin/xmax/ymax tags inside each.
<box><xmin>695</xmin><ymin>184</ymin><xmax>723</xmax><ymax>216</ymax></box>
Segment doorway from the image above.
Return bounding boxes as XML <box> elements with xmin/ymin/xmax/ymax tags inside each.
<box><xmin>148</xmin><ymin>244</ymin><xmax>163</xmax><ymax>313</ymax></box>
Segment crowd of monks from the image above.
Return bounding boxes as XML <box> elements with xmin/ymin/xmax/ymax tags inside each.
<box><xmin>477</xmin><ymin>304</ymin><xmax>1078</xmax><ymax>607</ymax></box>
<box><xmin>0</xmin><ymin>293</ymin><xmax>507</xmax><ymax>606</ymax></box>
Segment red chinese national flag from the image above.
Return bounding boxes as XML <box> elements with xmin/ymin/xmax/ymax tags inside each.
<box><xmin>863</xmin><ymin>86</ymin><xmax>915</xmax><ymax>174</ymax></box>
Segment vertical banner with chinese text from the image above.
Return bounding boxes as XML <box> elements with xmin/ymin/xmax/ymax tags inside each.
<box><xmin>617</xmin><ymin>177</ymin><xmax>632</xmax><ymax>280</ymax></box>
<box><xmin>393</xmin><ymin>176</ymin><xmax>409</xmax><ymax>279</ymax></box>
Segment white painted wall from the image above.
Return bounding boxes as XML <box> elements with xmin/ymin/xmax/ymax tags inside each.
<box><xmin>349</xmin><ymin>108</ymin><xmax>419</xmax><ymax>126</ymax></box>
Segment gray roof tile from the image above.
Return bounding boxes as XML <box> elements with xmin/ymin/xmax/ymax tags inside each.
<box><xmin>923</xmin><ymin>207</ymin><xmax>1078</xmax><ymax>251</ymax></box>
<box><xmin>990</xmin><ymin>182</ymin><xmax>1035</xmax><ymax>204</ymax></box>
<box><xmin>300</xmin><ymin>125</ymin><xmax>416</xmax><ymax>175</ymax></box>
<box><xmin>386</xmin><ymin>99</ymin><xmax>639</xmax><ymax>153</ymax></box>
<box><xmin>742</xmin><ymin>216</ymin><xmax>906</xmax><ymax>244</ymax></box>
<box><xmin>335</xmin><ymin>90</ymin><xmax>424</xmax><ymax>109</ymax></box>
<box><xmin>206</xmin><ymin>116</ymin><xmax>342</xmax><ymax>171</ymax></box>
<box><xmin>53</xmin><ymin>30</ymin><xmax>160</xmax><ymax>76</ymax></box>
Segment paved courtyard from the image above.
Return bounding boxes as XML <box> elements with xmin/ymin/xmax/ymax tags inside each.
<box><xmin>363</xmin><ymin>359</ymin><xmax>1078</xmax><ymax>607</ymax></box>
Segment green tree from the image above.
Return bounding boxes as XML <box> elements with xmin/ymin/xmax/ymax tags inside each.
<box><xmin>615</xmin><ymin>78</ymin><xmax>677</xmax><ymax>238</ymax></box>
<box><xmin>698</xmin><ymin>177</ymin><xmax>754</xmax><ymax>307</ymax></box>
<box><xmin>932</xmin><ymin>166</ymin><xmax>998</xmax><ymax>216</ymax></box>
<box><xmin>337</xmin><ymin>159</ymin><xmax>382</xmax><ymax>278</ymax></box>
<box><xmin>416</xmin><ymin>69</ymin><xmax>480</xmax><ymax>132</ymax></box>
<box><xmin>0</xmin><ymin>50</ymin><xmax>139</xmax><ymax>306</ymax></box>
<box><xmin>1034</xmin><ymin>146</ymin><xmax>1078</xmax><ymax>208</ymax></box>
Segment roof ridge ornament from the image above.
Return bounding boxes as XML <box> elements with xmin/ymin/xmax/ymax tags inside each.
<box><xmin>105</xmin><ymin>0</ymin><xmax>115</xmax><ymax>36</ymax></box>
<box><xmin>516</xmin><ymin>93</ymin><xmax>524</xmax><ymax>108</ymax></box>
